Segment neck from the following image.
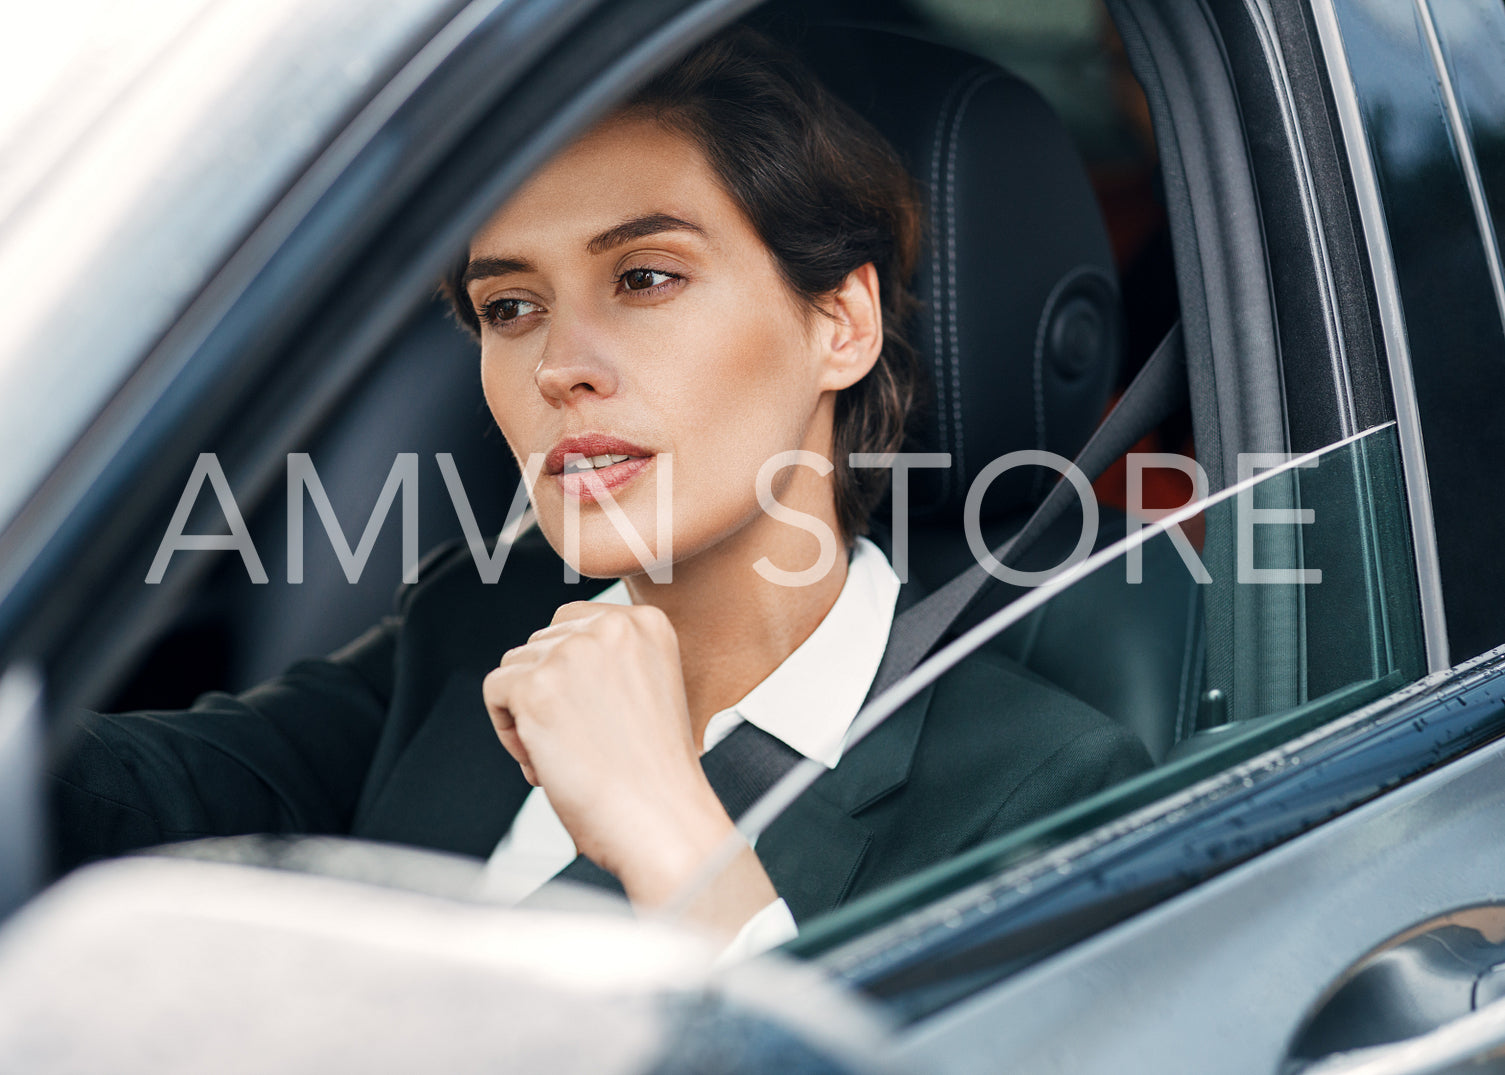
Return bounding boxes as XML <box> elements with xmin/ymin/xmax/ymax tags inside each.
<box><xmin>624</xmin><ymin>511</ymin><xmax>851</xmax><ymax>750</ymax></box>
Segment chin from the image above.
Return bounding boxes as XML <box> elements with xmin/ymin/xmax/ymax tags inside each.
<box><xmin>534</xmin><ymin>511</ymin><xmax>676</xmax><ymax>582</ymax></box>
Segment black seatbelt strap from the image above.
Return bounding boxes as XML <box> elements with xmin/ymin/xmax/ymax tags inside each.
<box><xmin>867</xmin><ymin>320</ymin><xmax>1188</xmax><ymax>701</ymax></box>
<box><xmin>533</xmin><ymin>720</ymin><xmax>803</xmax><ymax>897</ymax></box>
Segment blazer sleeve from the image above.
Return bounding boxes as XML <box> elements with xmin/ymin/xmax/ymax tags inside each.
<box><xmin>47</xmin><ymin>617</ymin><xmax>398</xmax><ymax>875</ymax></box>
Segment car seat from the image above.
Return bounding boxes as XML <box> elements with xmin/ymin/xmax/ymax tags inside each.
<box><xmin>803</xmin><ymin>25</ymin><xmax>1201</xmax><ymax>761</ymax></box>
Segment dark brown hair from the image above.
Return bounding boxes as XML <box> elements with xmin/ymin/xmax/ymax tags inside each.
<box><xmin>443</xmin><ymin>27</ymin><xmax>924</xmax><ymax>541</ymax></box>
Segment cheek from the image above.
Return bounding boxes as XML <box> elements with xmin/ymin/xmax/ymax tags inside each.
<box><xmin>480</xmin><ymin>349</ymin><xmax>536</xmax><ymax>449</ymax></box>
<box><xmin>648</xmin><ymin>299</ymin><xmax>825</xmax><ymax>543</ymax></box>
<box><xmin>698</xmin><ymin>307</ymin><xmax>820</xmax><ymax>457</ymax></box>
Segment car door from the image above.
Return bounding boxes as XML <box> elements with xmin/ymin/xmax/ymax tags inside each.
<box><xmin>804</xmin><ymin>1</ymin><xmax>1505</xmax><ymax>1071</ymax></box>
<box><xmin>3</xmin><ymin>0</ymin><xmax>1505</xmax><ymax>1072</ymax></box>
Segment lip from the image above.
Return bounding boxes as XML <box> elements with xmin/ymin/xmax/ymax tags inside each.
<box><xmin>544</xmin><ymin>434</ymin><xmax>653</xmax><ymax>476</ymax></box>
<box><xmin>545</xmin><ymin>433</ymin><xmax>656</xmax><ymax>503</ymax></box>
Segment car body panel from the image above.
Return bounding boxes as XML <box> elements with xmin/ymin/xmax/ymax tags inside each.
<box><xmin>894</xmin><ymin>656</ymin><xmax>1505</xmax><ymax>1074</ymax></box>
<box><xmin>0</xmin><ymin>0</ymin><xmax>462</xmax><ymax>533</ymax></box>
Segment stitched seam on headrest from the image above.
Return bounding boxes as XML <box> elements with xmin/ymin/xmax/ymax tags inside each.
<box><xmin>928</xmin><ymin>73</ymin><xmax>971</xmax><ymax>507</ymax></box>
<box><xmin>944</xmin><ymin>70</ymin><xmax>1004</xmax><ymax>503</ymax></box>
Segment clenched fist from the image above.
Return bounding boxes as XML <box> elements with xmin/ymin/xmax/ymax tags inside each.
<box><xmin>483</xmin><ymin>601</ymin><xmax>778</xmax><ymax>933</ymax></box>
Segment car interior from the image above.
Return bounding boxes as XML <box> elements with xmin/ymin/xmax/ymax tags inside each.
<box><xmin>108</xmin><ymin>1</ymin><xmax>1198</xmax><ymax>754</ymax></box>
<box><xmin>27</xmin><ymin>0</ymin><xmax>1427</xmax><ymax>978</ymax></box>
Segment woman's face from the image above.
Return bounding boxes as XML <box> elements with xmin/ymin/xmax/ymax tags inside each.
<box><xmin>464</xmin><ymin>114</ymin><xmax>867</xmax><ymax>580</ymax></box>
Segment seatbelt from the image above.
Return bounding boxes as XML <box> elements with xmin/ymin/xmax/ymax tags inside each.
<box><xmin>532</xmin><ymin>719</ymin><xmax>803</xmax><ymax>897</ymax></box>
<box><xmin>867</xmin><ymin>319</ymin><xmax>1188</xmax><ymax>700</ymax></box>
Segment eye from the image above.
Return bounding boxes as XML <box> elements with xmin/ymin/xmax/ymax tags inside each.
<box><xmin>616</xmin><ymin>267</ymin><xmax>681</xmax><ymax>293</ymax></box>
<box><xmin>477</xmin><ymin>296</ymin><xmax>542</xmax><ymax>328</ymax></box>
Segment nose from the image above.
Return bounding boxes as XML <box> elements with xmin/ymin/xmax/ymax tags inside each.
<box><xmin>534</xmin><ymin>313</ymin><xmax>619</xmax><ymax>406</ymax></box>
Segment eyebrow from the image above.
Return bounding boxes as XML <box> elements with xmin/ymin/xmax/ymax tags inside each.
<box><xmin>584</xmin><ymin>213</ymin><xmax>706</xmax><ymax>256</ymax></box>
<box><xmin>460</xmin><ymin>213</ymin><xmax>706</xmax><ymax>292</ymax></box>
<box><xmin>460</xmin><ymin>256</ymin><xmax>535</xmax><ymax>292</ymax></box>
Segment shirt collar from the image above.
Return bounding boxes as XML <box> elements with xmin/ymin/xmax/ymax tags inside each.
<box><xmin>590</xmin><ymin>537</ymin><xmax>900</xmax><ymax>770</ymax></box>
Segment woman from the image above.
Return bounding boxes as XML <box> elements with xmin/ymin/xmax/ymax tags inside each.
<box><xmin>51</xmin><ymin>28</ymin><xmax>1151</xmax><ymax>953</ymax></box>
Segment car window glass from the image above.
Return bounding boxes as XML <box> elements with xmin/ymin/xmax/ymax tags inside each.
<box><xmin>22</xmin><ymin>0</ymin><xmax>1436</xmax><ymax>991</ymax></box>
<box><xmin>1427</xmin><ymin>0</ymin><xmax>1505</xmax><ymax>278</ymax></box>
<box><xmin>1329</xmin><ymin>0</ymin><xmax>1505</xmax><ymax>662</ymax></box>
<box><xmin>770</xmin><ymin>423</ymin><xmax>1423</xmax><ymax>952</ymax></box>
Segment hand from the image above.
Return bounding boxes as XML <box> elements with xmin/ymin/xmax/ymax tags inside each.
<box><xmin>483</xmin><ymin>602</ymin><xmax>778</xmax><ymax>934</ymax></box>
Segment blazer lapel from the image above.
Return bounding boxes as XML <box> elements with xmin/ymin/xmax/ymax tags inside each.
<box><xmin>757</xmin><ymin>681</ymin><xmax>935</xmax><ymax>921</ymax></box>
<box><xmin>756</xmin><ymin>571</ymin><xmax>937</xmax><ymax>922</ymax></box>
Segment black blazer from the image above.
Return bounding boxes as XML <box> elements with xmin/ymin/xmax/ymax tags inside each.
<box><xmin>50</xmin><ymin>533</ymin><xmax>1151</xmax><ymax>923</ymax></box>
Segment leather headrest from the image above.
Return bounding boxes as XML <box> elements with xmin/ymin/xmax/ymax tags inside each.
<box><xmin>802</xmin><ymin>27</ymin><xmax>1121</xmax><ymax>523</ymax></box>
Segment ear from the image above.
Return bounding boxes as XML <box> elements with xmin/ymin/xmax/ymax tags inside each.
<box><xmin>815</xmin><ymin>262</ymin><xmax>884</xmax><ymax>391</ymax></box>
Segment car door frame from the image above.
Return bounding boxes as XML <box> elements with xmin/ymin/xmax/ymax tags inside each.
<box><xmin>812</xmin><ymin>0</ymin><xmax>1505</xmax><ymax>1066</ymax></box>
<box><xmin>11</xmin><ymin>0</ymin><xmax>1505</xmax><ymax>1064</ymax></box>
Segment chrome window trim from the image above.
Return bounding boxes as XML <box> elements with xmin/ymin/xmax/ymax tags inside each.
<box><xmin>1307</xmin><ymin>0</ymin><xmax>1450</xmax><ymax>673</ymax></box>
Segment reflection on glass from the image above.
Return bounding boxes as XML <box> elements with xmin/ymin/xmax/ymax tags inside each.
<box><xmin>781</xmin><ymin>424</ymin><xmax>1421</xmax><ymax>954</ymax></box>
<box><xmin>1330</xmin><ymin>0</ymin><xmax>1505</xmax><ymax>661</ymax></box>
<box><xmin>1427</xmin><ymin>0</ymin><xmax>1505</xmax><ymax>294</ymax></box>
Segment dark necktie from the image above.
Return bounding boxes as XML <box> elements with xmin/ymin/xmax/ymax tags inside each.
<box><xmin>529</xmin><ymin>720</ymin><xmax>804</xmax><ymax>898</ymax></box>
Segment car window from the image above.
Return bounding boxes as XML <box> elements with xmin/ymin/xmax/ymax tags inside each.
<box><xmin>12</xmin><ymin>0</ymin><xmax>1441</xmax><ymax>1022</ymax></box>
<box><xmin>774</xmin><ymin>422</ymin><xmax>1423</xmax><ymax>960</ymax></box>
<box><xmin>1426</xmin><ymin>0</ymin><xmax>1505</xmax><ymax>274</ymax></box>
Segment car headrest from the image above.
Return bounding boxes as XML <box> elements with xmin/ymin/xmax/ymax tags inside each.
<box><xmin>802</xmin><ymin>26</ymin><xmax>1122</xmax><ymax>523</ymax></box>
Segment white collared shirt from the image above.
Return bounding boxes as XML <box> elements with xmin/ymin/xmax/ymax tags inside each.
<box><xmin>483</xmin><ymin>536</ymin><xmax>901</xmax><ymax>961</ymax></box>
